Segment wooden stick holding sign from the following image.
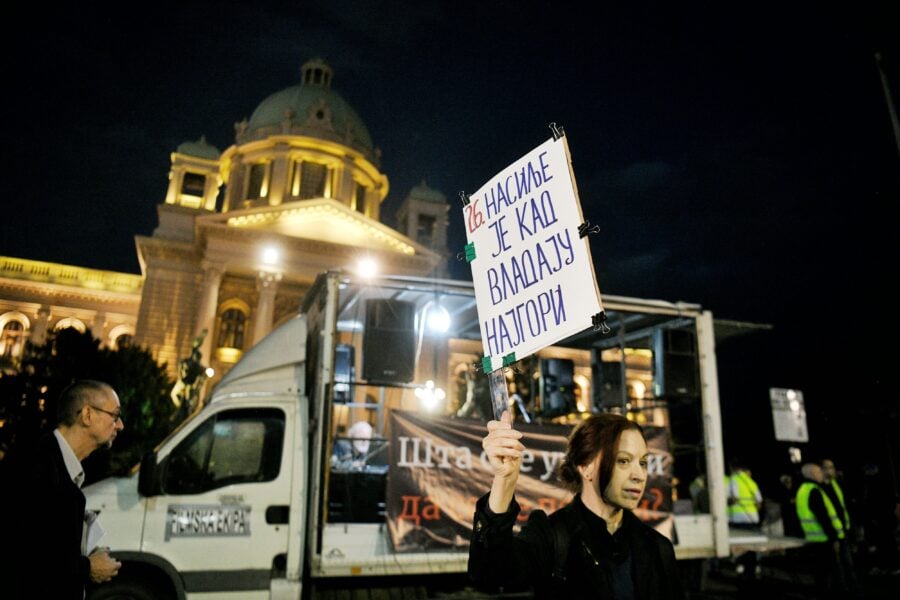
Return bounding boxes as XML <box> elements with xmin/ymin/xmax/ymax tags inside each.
<box><xmin>488</xmin><ymin>368</ymin><xmax>511</xmax><ymax>421</ymax></box>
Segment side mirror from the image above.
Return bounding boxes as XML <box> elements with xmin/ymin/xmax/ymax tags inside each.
<box><xmin>138</xmin><ymin>450</ymin><xmax>161</xmax><ymax>497</ymax></box>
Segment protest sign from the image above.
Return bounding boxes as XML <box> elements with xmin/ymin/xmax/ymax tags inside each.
<box><xmin>463</xmin><ymin>136</ymin><xmax>603</xmax><ymax>372</ymax></box>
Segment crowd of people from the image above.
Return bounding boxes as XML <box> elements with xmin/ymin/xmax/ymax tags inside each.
<box><xmin>719</xmin><ymin>454</ymin><xmax>899</xmax><ymax>598</ymax></box>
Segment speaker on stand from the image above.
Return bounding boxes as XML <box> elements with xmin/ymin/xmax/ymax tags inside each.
<box><xmin>653</xmin><ymin>328</ymin><xmax>699</xmax><ymax>398</ymax></box>
<box><xmin>653</xmin><ymin>328</ymin><xmax>703</xmax><ymax>501</ymax></box>
<box><xmin>333</xmin><ymin>343</ymin><xmax>355</xmax><ymax>403</ymax></box>
<box><xmin>592</xmin><ymin>357</ymin><xmax>625</xmax><ymax>410</ymax></box>
<box><xmin>363</xmin><ymin>299</ymin><xmax>416</xmax><ymax>384</ymax></box>
<box><xmin>539</xmin><ymin>358</ymin><xmax>576</xmax><ymax>417</ymax></box>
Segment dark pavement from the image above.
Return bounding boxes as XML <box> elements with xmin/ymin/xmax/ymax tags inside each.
<box><xmin>690</xmin><ymin>550</ymin><xmax>900</xmax><ymax>599</ymax></box>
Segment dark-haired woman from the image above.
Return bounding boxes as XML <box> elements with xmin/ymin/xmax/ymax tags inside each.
<box><xmin>468</xmin><ymin>411</ymin><xmax>685</xmax><ymax>599</ymax></box>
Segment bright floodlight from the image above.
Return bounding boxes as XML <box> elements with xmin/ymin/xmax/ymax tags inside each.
<box><xmin>261</xmin><ymin>246</ymin><xmax>280</xmax><ymax>265</ymax></box>
<box><xmin>205</xmin><ymin>367</ymin><xmax>215</xmax><ymax>378</ymax></box>
<box><xmin>415</xmin><ymin>380</ymin><xmax>445</xmax><ymax>411</ymax></box>
<box><xmin>357</xmin><ymin>257</ymin><xmax>378</xmax><ymax>279</ymax></box>
<box><xmin>427</xmin><ymin>303</ymin><xmax>451</xmax><ymax>333</ymax></box>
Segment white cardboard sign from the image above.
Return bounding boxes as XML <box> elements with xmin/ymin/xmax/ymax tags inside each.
<box><xmin>463</xmin><ymin>136</ymin><xmax>603</xmax><ymax>372</ymax></box>
<box><xmin>769</xmin><ymin>387</ymin><xmax>809</xmax><ymax>443</ymax></box>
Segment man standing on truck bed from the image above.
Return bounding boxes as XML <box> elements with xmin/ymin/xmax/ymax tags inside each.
<box><xmin>1</xmin><ymin>380</ymin><xmax>123</xmax><ymax>599</ymax></box>
<box><xmin>725</xmin><ymin>458</ymin><xmax>763</xmax><ymax>530</ymax></box>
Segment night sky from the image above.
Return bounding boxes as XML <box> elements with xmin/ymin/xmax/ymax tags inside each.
<box><xmin>4</xmin><ymin>2</ymin><xmax>899</xmax><ymax>484</ymax></box>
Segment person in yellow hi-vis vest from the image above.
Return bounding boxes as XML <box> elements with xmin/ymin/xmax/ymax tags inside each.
<box><xmin>821</xmin><ymin>458</ymin><xmax>862</xmax><ymax>595</ymax></box>
<box><xmin>821</xmin><ymin>458</ymin><xmax>852</xmax><ymax>534</ymax></box>
<box><xmin>795</xmin><ymin>462</ymin><xmax>861</xmax><ymax>598</ymax></box>
<box><xmin>724</xmin><ymin>459</ymin><xmax>764</xmax><ymax>579</ymax></box>
<box><xmin>725</xmin><ymin>459</ymin><xmax>763</xmax><ymax>530</ymax></box>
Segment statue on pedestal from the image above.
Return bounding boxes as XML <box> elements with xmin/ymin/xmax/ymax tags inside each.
<box><xmin>171</xmin><ymin>330</ymin><xmax>209</xmax><ymax>420</ymax></box>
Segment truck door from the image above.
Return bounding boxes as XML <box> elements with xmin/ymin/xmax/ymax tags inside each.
<box><xmin>142</xmin><ymin>405</ymin><xmax>293</xmax><ymax>597</ymax></box>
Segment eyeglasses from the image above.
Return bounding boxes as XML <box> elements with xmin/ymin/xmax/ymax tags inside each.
<box><xmin>89</xmin><ymin>405</ymin><xmax>123</xmax><ymax>422</ymax></box>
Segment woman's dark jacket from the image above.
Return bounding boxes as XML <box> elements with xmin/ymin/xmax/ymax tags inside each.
<box><xmin>468</xmin><ymin>493</ymin><xmax>686</xmax><ymax>600</ymax></box>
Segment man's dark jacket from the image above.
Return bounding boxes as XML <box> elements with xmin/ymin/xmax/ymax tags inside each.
<box><xmin>2</xmin><ymin>433</ymin><xmax>91</xmax><ymax>599</ymax></box>
<box><xmin>469</xmin><ymin>494</ymin><xmax>685</xmax><ymax>599</ymax></box>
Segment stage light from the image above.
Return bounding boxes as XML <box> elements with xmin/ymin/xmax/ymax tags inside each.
<box><xmin>426</xmin><ymin>303</ymin><xmax>451</xmax><ymax>333</ymax></box>
<box><xmin>357</xmin><ymin>257</ymin><xmax>378</xmax><ymax>279</ymax></box>
<box><xmin>261</xmin><ymin>246</ymin><xmax>280</xmax><ymax>266</ymax></box>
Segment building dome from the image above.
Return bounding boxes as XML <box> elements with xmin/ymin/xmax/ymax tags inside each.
<box><xmin>243</xmin><ymin>58</ymin><xmax>375</xmax><ymax>161</ymax></box>
<box><xmin>176</xmin><ymin>135</ymin><xmax>221</xmax><ymax>160</ymax></box>
<box><xmin>408</xmin><ymin>180</ymin><xmax>446</xmax><ymax>203</ymax></box>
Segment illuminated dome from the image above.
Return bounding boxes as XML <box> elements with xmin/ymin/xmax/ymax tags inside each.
<box><xmin>176</xmin><ymin>135</ymin><xmax>220</xmax><ymax>160</ymax></box>
<box><xmin>243</xmin><ymin>58</ymin><xmax>376</xmax><ymax>162</ymax></box>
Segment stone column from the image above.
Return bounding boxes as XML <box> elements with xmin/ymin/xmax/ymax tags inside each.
<box><xmin>31</xmin><ymin>305</ymin><xmax>51</xmax><ymax>345</ymax></box>
<box><xmin>202</xmin><ymin>173</ymin><xmax>221</xmax><ymax>211</ymax></box>
<box><xmin>223</xmin><ymin>154</ymin><xmax>244</xmax><ymax>211</ymax></box>
<box><xmin>164</xmin><ymin>166</ymin><xmax>182</xmax><ymax>205</ymax></box>
<box><xmin>195</xmin><ymin>262</ymin><xmax>225</xmax><ymax>362</ymax></box>
<box><xmin>91</xmin><ymin>311</ymin><xmax>107</xmax><ymax>345</ymax></box>
<box><xmin>253</xmin><ymin>270</ymin><xmax>282</xmax><ymax>345</ymax></box>
<box><xmin>267</xmin><ymin>145</ymin><xmax>289</xmax><ymax>206</ymax></box>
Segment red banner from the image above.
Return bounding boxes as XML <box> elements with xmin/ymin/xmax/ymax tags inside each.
<box><xmin>386</xmin><ymin>411</ymin><xmax>673</xmax><ymax>552</ymax></box>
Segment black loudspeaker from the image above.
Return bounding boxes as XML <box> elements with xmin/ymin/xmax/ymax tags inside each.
<box><xmin>540</xmin><ymin>358</ymin><xmax>576</xmax><ymax>417</ymax></box>
<box><xmin>593</xmin><ymin>359</ymin><xmax>625</xmax><ymax>409</ymax></box>
<box><xmin>653</xmin><ymin>328</ymin><xmax>699</xmax><ymax>397</ymax></box>
<box><xmin>666</xmin><ymin>396</ymin><xmax>705</xmax><ymax>448</ymax></box>
<box><xmin>333</xmin><ymin>343</ymin><xmax>354</xmax><ymax>402</ymax></box>
<box><xmin>327</xmin><ymin>470</ymin><xmax>387</xmax><ymax>523</ymax></box>
<box><xmin>363</xmin><ymin>299</ymin><xmax>416</xmax><ymax>384</ymax></box>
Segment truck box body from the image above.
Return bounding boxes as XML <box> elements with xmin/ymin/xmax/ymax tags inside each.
<box><xmin>84</xmin><ymin>271</ymin><xmax>736</xmax><ymax>599</ymax></box>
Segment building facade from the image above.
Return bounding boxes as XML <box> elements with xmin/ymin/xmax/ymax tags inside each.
<box><xmin>1</xmin><ymin>58</ymin><xmax>450</xmax><ymax>386</ymax></box>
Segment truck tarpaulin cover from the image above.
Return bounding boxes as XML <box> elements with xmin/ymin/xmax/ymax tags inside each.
<box><xmin>386</xmin><ymin>411</ymin><xmax>673</xmax><ymax>552</ymax></box>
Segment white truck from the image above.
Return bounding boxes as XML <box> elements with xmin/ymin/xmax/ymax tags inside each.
<box><xmin>84</xmin><ymin>269</ymin><xmax>738</xmax><ymax>599</ymax></box>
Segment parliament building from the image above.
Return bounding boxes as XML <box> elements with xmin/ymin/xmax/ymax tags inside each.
<box><xmin>0</xmin><ymin>58</ymin><xmax>450</xmax><ymax>387</ymax></box>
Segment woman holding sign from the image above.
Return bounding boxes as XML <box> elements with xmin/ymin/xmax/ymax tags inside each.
<box><xmin>468</xmin><ymin>411</ymin><xmax>684</xmax><ymax>599</ymax></box>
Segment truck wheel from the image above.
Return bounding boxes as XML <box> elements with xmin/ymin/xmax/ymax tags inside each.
<box><xmin>87</xmin><ymin>579</ymin><xmax>168</xmax><ymax>600</ymax></box>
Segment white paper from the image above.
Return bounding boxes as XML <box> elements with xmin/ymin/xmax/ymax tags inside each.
<box><xmin>83</xmin><ymin>510</ymin><xmax>107</xmax><ymax>555</ymax></box>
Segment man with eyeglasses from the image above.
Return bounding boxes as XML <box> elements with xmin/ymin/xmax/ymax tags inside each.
<box><xmin>3</xmin><ymin>380</ymin><xmax>124</xmax><ymax>599</ymax></box>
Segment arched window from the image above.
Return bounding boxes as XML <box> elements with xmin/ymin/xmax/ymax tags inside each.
<box><xmin>217</xmin><ymin>308</ymin><xmax>247</xmax><ymax>350</ymax></box>
<box><xmin>107</xmin><ymin>324</ymin><xmax>136</xmax><ymax>350</ymax></box>
<box><xmin>0</xmin><ymin>320</ymin><xmax>27</xmax><ymax>359</ymax></box>
<box><xmin>115</xmin><ymin>333</ymin><xmax>133</xmax><ymax>349</ymax></box>
<box><xmin>54</xmin><ymin>317</ymin><xmax>86</xmax><ymax>333</ymax></box>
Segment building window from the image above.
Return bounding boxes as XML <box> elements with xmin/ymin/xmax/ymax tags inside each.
<box><xmin>114</xmin><ymin>334</ymin><xmax>133</xmax><ymax>349</ymax></box>
<box><xmin>54</xmin><ymin>318</ymin><xmax>86</xmax><ymax>333</ymax></box>
<box><xmin>246</xmin><ymin>163</ymin><xmax>269</xmax><ymax>200</ymax></box>
<box><xmin>108</xmin><ymin>324</ymin><xmax>135</xmax><ymax>349</ymax></box>
<box><xmin>0</xmin><ymin>320</ymin><xmax>26</xmax><ymax>359</ymax></box>
<box><xmin>416</xmin><ymin>214</ymin><xmax>436</xmax><ymax>246</ymax></box>
<box><xmin>290</xmin><ymin>160</ymin><xmax>332</xmax><ymax>200</ymax></box>
<box><xmin>354</xmin><ymin>183</ymin><xmax>367</xmax><ymax>214</ymax></box>
<box><xmin>217</xmin><ymin>308</ymin><xmax>247</xmax><ymax>350</ymax></box>
<box><xmin>181</xmin><ymin>172</ymin><xmax>206</xmax><ymax>197</ymax></box>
